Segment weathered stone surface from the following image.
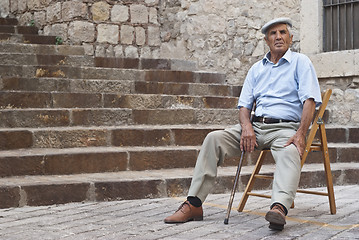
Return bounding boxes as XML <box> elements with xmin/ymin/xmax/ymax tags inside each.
<box><xmin>130</xmin><ymin>4</ymin><xmax>148</xmax><ymax>24</ymax></box>
<box><xmin>95</xmin><ymin>180</ymin><xmax>166</xmax><ymax>201</ymax></box>
<box><xmin>91</xmin><ymin>1</ymin><xmax>110</xmax><ymax>22</ymax></box>
<box><xmin>62</xmin><ymin>1</ymin><xmax>87</xmax><ymax>21</ymax></box>
<box><xmin>0</xmin><ymin>130</ymin><xmax>33</xmax><ymax>150</ymax></box>
<box><xmin>33</xmin><ymin>129</ymin><xmax>109</xmax><ymax>148</ymax></box>
<box><xmin>148</xmin><ymin>26</ymin><xmax>160</xmax><ymax>46</ymax></box>
<box><xmin>0</xmin><ymin>156</ymin><xmax>43</xmax><ymax>177</ymax></box>
<box><xmin>97</xmin><ymin>24</ymin><xmax>119</xmax><ymax>44</ymax></box>
<box><xmin>112</xmin><ymin>129</ymin><xmax>171</xmax><ymax>147</ymax></box>
<box><xmin>111</xmin><ymin>5</ymin><xmax>129</xmax><ymax>23</ymax></box>
<box><xmin>128</xmin><ymin>149</ymin><xmax>197</xmax><ymax>170</ymax></box>
<box><xmin>120</xmin><ymin>25</ymin><xmax>134</xmax><ymax>45</ymax></box>
<box><xmin>46</xmin><ymin>2</ymin><xmax>61</xmax><ymax>22</ymax></box>
<box><xmin>0</xmin><ymin>186</ymin><xmax>20</xmax><ymax>208</ymax></box>
<box><xmin>23</xmin><ymin>183</ymin><xmax>89</xmax><ymax>206</ymax></box>
<box><xmin>68</xmin><ymin>21</ymin><xmax>95</xmax><ymax>44</ymax></box>
<box><xmin>43</xmin><ymin>152</ymin><xmax>128</xmax><ymax>174</ymax></box>
<box><xmin>0</xmin><ymin>110</ymin><xmax>70</xmax><ymax>128</ymax></box>
<box><xmin>135</xmin><ymin>26</ymin><xmax>146</xmax><ymax>45</ymax></box>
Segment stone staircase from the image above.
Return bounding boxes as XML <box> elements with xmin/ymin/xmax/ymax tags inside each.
<box><xmin>0</xmin><ymin>18</ymin><xmax>358</xmax><ymax>209</ymax></box>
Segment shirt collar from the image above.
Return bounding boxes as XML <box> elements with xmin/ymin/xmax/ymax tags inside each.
<box><xmin>262</xmin><ymin>49</ymin><xmax>292</xmax><ymax>65</ymax></box>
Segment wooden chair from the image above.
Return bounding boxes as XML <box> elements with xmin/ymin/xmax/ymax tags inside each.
<box><xmin>237</xmin><ymin>89</ymin><xmax>336</xmax><ymax>214</ymax></box>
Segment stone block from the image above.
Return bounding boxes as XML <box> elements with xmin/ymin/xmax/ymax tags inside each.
<box><xmin>92</xmin><ymin>1</ymin><xmax>110</xmax><ymax>22</ymax></box>
<box><xmin>68</xmin><ymin>21</ymin><xmax>95</xmax><ymax>44</ymax></box>
<box><xmin>43</xmin><ymin>152</ymin><xmax>128</xmax><ymax>174</ymax></box>
<box><xmin>0</xmin><ymin>155</ymin><xmax>43</xmax><ymax>177</ymax></box>
<box><xmin>124</xmin><ymin>46</ymin><xmax>139</xmax><ymax>58</ymax></box>
<box><xmin>44</xmin><ymin>23</ymin><xmax>67</xmax><ymax>40</ymax></box>
<box><xmin>144</xmin><ymin>70</ymin><xmax>194</xmax><ymax>83</ymax></box>
<box><xmin>148</xmin><ymin>26</ymin><xmax>160</xmax><ymax>46</ymax></box>
<box><xmin>71</xmin><ymin>109</ymin><xmax>133</xmax><ymax>126</ymax></box>
<box><xmin>130</xmin><ymin>4</ymin><xmax>148</xmax><ymax>24</ymax></box>
<box><xmin>94</xmin><ymin>57</ymin><xmax>139</xmax><ymax>69</ymax></box>
<box><xmin>134</xmin><ymin>81</ymin><xmax>189</xmax><ymax>95</ymax></box>
<box><xmin>95</xmin><ymin>180</ymin><xmax>166</xmax><ymax>201</ymax></box>
<box><xmin>0</xmin><ymin>130</ymin><xmax>33</xmax><ymax>150</ymax></box>
<box><xmin>23</xmin><ymin>183</ymin><xmax>89</xmax><ymax>206</ymax></box>
<box><xmin>52</xmin><ymin>93</ymin><xmax>102</xmax><ymax>108</ymax></box>
<box><xmin>97</xmin><ymin>24</ymin><xmax>119</xmax><ymax>44</ymax></box>
<box><xmin>62</xmin><ymin>0</ymin><xmax>87</xmax><ymax>21</ymax></box>
<box><xmin>0</xmin><ymin>186</ymin><xmax>20</xmax><ymax>208</ymax></box>
<box><xmin>149</xmin><ymin>7</ymin><xmax>158</xmax><ymax>24</ymax></box>
<box><xmin>135</xmin><ymin>26</ymin><xmax>146</xmax><ymax>45</ymax></box>
<box><xmin>166</xmin><ymin>178</ymin><xmax>191</xmax><ymax>197</ymax></box>
<box><xmin>0</xmin><ymin>92</ymin><xmax>51</xmax><ymax>108</ymax></box>
<box><xmin>338</xmin><ymin>147</ymin><xmax>359</xmax><ymax>163</ymax></box>
<box><xmin>128</xmin><ymin>149</ymin><xmax>197</xmax><ymax>170</ymax></box>
<box><xmin>33</xmin><ymin>129</ymin><xmax>109</xmax><ymax>148</ymax></box>
<box><xmin>46</xmin><ymin>2</ymin><xmax>61</xmax><ymax>22</ymax></box>
<box><xmin>0</xmin><ymin>110</ymin><xmax>70</xmax><ymax>128</ymax></box>
<box><xmin>132</xmin><ymin>109</ymin><xmax>196</xmax><ymax>125</ymax></box>
<box><xmin>120</xmin><ymin>25</ymin><xmax>134</xmax><ymax>45</ymax></box>
<box><xmin>324</xmin><ymin>128</ymin><xmax>347</xmax><ymax>143</ymax></box>
<box><xmin>172</xmin><ymin>128</ymin><xmax>215</xmax><ymax>146</ymax></box>
<box><xmin>112</xmin><ymin>129</ymin><xmax>172</xmax><ymax>146</ymax></box>
<box><xmin>141</xmin><ymin>58</ymin><xmax>170</xmax><ymax>70</ymax></box>
<box><xmin>349</xmin><ymin>128</ymin><xmax>359</xmax><ymax>143</ymax></box>
<box><xmin>202</xmin><ymin>96</ymin><xmax>237</xmax><ymax>109</ymax></box>
<box><xmin>111</xmin><ymin>5</ymin><xmax>129</xmax><ymax>22</ymax></box>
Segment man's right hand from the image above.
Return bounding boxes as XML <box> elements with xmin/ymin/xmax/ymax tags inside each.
<box><xmin>239</xmin><ymin>107</ymin><xmax>257</xmax><ymax>152</ymax></box>
<box><xmin>240</xmin><ymin>123</ymin><xmax>257</xmax><ymax>152</ymax></box>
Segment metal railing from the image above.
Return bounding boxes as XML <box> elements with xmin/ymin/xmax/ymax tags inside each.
<box><xmin>323</xmin><ymin>0</ymin><xmax>359</xmax><ymax>52</ymax></box>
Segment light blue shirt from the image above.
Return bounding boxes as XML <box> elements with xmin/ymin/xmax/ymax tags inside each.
<box><xmin>238</xmin><ymin>49</ymin><xmax>322</xmax><ymax>122</ymax></box>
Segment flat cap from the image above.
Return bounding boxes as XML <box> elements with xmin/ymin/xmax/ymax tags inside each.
<box><xmin>261</xmin><ymin>17</ymin><xmax>292</xmax><ymax>34</ymax></box>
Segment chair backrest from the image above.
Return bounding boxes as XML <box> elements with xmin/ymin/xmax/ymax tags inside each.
<box><xmin>301</xmin><ymin>89</ymin><xmax>332</xmax><ymax>166</ymax></box>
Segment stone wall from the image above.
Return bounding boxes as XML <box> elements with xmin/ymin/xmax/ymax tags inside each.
<box><xmin>2</xmin><ymin>0</ymin><xmax>300</xmax><ymax>85</ymax></box>
<box><xmin>1</xmin><ymin>0</ymin><xmax>358</xmax><ymax>125</ymax></box>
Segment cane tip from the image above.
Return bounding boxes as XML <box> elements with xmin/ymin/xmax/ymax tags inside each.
<box><xmin>224</xmin><ymin>219</ymin><xmax>229</xmax><ymax>225</ymax></box>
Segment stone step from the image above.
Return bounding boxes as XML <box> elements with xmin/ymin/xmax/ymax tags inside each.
<box><xmin>94</xmin><ymin>57</ymin><xmax>198</xmax><ymax>71</ymax></box>
<box><xmin>0</xmin><ymin>65</ymin><xmax>225</xmax><ymax>84</ymax></box>
<box><xmin>0</xmin><ymin>125</ymin><xmax>224</xmax><ymax>150</ymax></box>
<box><xmin>0</xmin><ymin>143</ymin><xmax>358</xmax><ymax>177</ymax></box>
<box><xmin>0</xmin><ymin>33</ymin><xmax>56</xmax><ymax>45</ymax></box>
<box><xmin>0</xmin><ymin>108</ymin><xmax>239</xmax><ymax>127</ymax></box>
<box><xmin>0</xmin><ymin>42</ymin><xmax>85</xmax><ymax>55</ymax></box>
<box><xmin>0</xmin><ymin>18</ymin><xmax>18</xmax><ymax>26</ymax></box>
<box><xmin>0</xmin><ymin>77</ymin><xmax>241</xmax><ymax>96</ymax></box>
<box><xmin>0</xmin><ymin>162</ymin><xmax>357</xmax><ymax>208</ymax></box>
<box><xmin>0</xmin><ymin>25</ymin><xmax>38</xmax><ymax>34</ymax></box>
<box><xmin>0</xmin><ymin>125</ymin><xmax>357</xmax><ymax>151</ymax></box>
<box><xmin>0</xmin><ymin>91</ymin><xmax>238</xmax><ymax>109</ymax></box>
<box><xmin>0</xmin><ymin>53</ymin><xmax>94</xmax><ymax>67</ymax></box>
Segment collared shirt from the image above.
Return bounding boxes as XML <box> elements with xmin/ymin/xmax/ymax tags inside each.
<box><xmin>237</xmin><ymin>49</ymin><xmax>322</xmax><ymax>122</ymax></box>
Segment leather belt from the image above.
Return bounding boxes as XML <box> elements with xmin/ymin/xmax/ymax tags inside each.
<box><xmin>253</xmin><ymin>116</ymin><xmax>298</xmax><ymax>124</ymax></box>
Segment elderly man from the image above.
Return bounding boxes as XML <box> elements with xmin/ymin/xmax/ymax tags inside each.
<box><xmin>164</xmin><ymin>18</ymin><xmax>322</xmax><ymax>231</ymax></box>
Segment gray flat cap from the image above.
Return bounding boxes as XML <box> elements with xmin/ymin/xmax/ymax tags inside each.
<box><xmin>261</xmin><ymin>17</ymin><xmax>292</xmax><ymax>34</ymax></box>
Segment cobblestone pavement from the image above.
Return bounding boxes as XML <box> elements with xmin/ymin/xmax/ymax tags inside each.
<box><xmin>0</xmin><ymin>185</ymin><xmax>358</xmax><ymax>240</ymax></box>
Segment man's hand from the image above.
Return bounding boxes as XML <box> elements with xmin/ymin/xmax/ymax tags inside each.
<box><xmin>285</xmin><ymin>98</ymin><xmax>316</xmax><ymax>157</ymax></box>
<box><xmin>240</xmin><ymin>123</ymin><xmax>257</xmax><ymax>152</ymax></box>
<box><xmin>284</xmin><ymin>132</ymin><xmax>306</xmax><ymax>157</ymax></box>
<box><xmin>239</xmin><ymin>107</ymin><xmax>257</xmax><ymax>152</ymax></box>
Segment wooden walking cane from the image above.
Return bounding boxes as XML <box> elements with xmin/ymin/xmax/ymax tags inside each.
<box><xmin>224</xmin><ymin>104</ymin><xmax>255</xmax><ymax>225</ymax></box>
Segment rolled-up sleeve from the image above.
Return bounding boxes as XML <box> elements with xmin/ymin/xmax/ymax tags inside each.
<box><xmin>238</xmin><ymin>66</ymin><xmax>255</xmax><ymax>110</ymax></box>
<box><xmin>297</xmin><ymin>55</ymin><xmax>322</xmax><ymax>107</ymax></box>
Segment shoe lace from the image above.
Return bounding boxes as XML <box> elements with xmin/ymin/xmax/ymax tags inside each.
<box><xmin>176</xmin><ymin>201</ymin><xmax>191</xmax><ymax>214</ymax></box>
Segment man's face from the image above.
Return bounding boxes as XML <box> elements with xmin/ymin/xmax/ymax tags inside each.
<box><xmin>264</xmin><ymin>23</ymin><xmax>293</xmax><ymax>55</ymax></box>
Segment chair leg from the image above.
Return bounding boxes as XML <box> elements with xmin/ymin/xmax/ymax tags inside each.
<box><xmin>237</xmin><ymin>151</ymin><xmax>268</xmax><ymax>212</ymax></box>
<box><xmin>320</xmin><ymin>124</ymin><xmax>336</xmax><ymax>214</ymax></box>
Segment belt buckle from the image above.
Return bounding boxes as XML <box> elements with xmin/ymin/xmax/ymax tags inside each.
<box><xmin>262</xmin><ymin>117</ymin><xmax>267</xmax><ymax>123</ymax></box>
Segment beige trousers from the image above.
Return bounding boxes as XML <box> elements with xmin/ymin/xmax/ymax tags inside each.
<box><xmin>188</xmin><ymin>122</ymin><xmax>301</xmax><ymax>211</ymax></box>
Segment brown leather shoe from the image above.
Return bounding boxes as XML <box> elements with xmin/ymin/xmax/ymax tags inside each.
<box><xmin>265</xmin><ymin>204</ymin><xmax>287</xmax><ymax>230</ymax></box>
<box><xmin>164</xmin><ymin>201</ymin><xmax>203</xmax><ymax>224</ymax></box>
